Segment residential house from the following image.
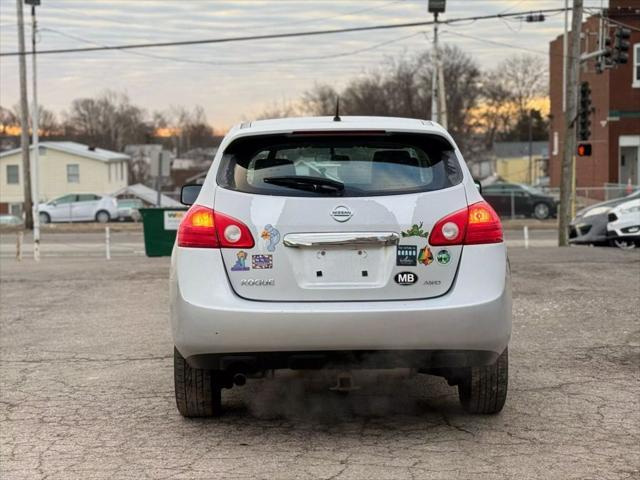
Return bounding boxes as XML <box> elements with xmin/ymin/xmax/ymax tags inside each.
<box><xmin>0</xmin><ymin>141</ymin><xmax>129</xmax><ymax>215</ymax></box>
<box><xmin>493</xmin><ymin>141</ymin><xmax>549</xmax><ymax>185</ymax></box>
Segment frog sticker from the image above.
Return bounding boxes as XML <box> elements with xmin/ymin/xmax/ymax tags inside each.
<box><xmin>401</xmin><ymin>222</ymin><xmax>429</xmax><ymax>239</ymax></box>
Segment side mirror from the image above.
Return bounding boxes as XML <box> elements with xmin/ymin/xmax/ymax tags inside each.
<box><xmin>180</xmin><ymin>184</ymin><xmax>202</xmax><ymax>206</ymax></box>
<box><xmin>474</xmin><ymin>180</ymin><xmax>482</xmax><ymax>194</ymax></box>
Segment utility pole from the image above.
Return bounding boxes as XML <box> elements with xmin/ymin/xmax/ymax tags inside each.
<box><xmin>562</xmin><ymin>0</ymin><xmax>568</xmax><ymax>112</ymax></box>
<box><xmin>528</xmin><ymin>110</ymin><xmax>533</xmax><ymax>184</ymax></box>
<box><xmin>428</xmin><ymin>0</ymin><xmax>446</xmax><ymax>126</ymax></box>
<box><xmin>15</xmin><ymin>0</ymin><xmax>33</xmax><ymax>230</ymax></box>
<box><xmin>558</xmin><ymin>0</ymin><xmax>583</xmax><ymax>247</ymax></box>
<box><xmin>26</xmin><ymin>0</ymin><xmax>41</xmax><ymax>261</ymax></box>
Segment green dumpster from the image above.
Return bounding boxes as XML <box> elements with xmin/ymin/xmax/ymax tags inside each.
<box><xmin>139</xmin><ymin>208</ymin><xmax>188</xmax><ymax>257</ymax></box>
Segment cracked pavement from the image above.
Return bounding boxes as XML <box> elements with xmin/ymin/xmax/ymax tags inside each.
<box><xmin>0</xmin><ymin>247</ymin><xmax>638</xmax><ymax>479</ymax></box>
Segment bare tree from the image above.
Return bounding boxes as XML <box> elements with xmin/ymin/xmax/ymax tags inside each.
<box><xmin>296</xmin><ymin>45</ymin><xmax>481</xmax><ymax>155</ymax></box>
<box><xmin>64</xmin><ymin>90</ymin><xmax>147</xmax><ymax>151</ymax></box>
<box><xmin>256</xmin><ymin>99</ymin><xmax>302</xmax><ymax>119</ymax></box>
<box><xmin>474</xmin><ymin>54</ymin><xmax>548</xmax><ymax>148</ymax></box>
<box><xmin>0</xmin><ymin>106</ymin><xmax>18</xmax><ymax>135</ymax></box>
<box><xmin>13</xmin><ymin>104</ymin><xmax>59</xmax><ymax>137</ymax></box>
<box><xmin>154</xmin><ymin>105</ymin><xmax>214</xmax><ymax>154</ymax></box>
<box><xmin>474</xmin><ymin>73</ymin><xmax>517</xmax><ymax>150</ymax></box>
<box><xmin>300</xmin><ymin>85</ymin><xmax>338</xmax><ymax>116</ymax></box>
<box><xmin>493</xmin><ymin>54</ymin><xmax>547</xmax><ymax>119</ymax></box>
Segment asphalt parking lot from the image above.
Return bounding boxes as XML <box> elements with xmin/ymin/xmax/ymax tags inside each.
<box><xmin>1</xmin><ymin>246</ymin><xmax>638</xmax><ymax>479</ymax></box>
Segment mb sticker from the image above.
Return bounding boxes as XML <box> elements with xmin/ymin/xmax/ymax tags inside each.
<box><xmin>394</xmin><ymin>271</ymin><xmax>418</xmax><ymax>286</ymax></box>
<box><xmin>396</xmin><ymin>245</ymin><xmax>417</xmax><ymax>266</ymax></box>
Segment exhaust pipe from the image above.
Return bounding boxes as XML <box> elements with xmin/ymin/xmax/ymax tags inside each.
<box><xmin>233</xmin><ymin>373</ymin><xmax>247</xmax><ymax>386</ymax></box>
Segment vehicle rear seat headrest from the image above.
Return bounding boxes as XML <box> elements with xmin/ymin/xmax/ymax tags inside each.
<box><xmin>372</xmin><ymin>150</ymin><xmax>418</xmax><ymax>167</ymax></box>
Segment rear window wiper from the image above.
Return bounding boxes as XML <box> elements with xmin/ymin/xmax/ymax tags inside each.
<box><xmin>263</xmin><ymin>175</ymin><xmax>345</xmax><ymax>195</ymax></box>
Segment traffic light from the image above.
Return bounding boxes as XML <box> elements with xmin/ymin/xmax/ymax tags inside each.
<box><xmin>577</xmin><ymin>81</ymin><xmax>592</xmax><ymax>141</ymax></box>
<box><xmin>612</xmin><ymin>27</ymin><xmax>631</xmax><ymax>65</ymax></box>
<box><xmin>577</xmin><ymin>144</ymin><xmax>592</xmax><ymax>157</ymax></box>
<box><xmin>595</xmin><ymin>38</ymin><xmax>612</xmax><ymax>74</ymax></box>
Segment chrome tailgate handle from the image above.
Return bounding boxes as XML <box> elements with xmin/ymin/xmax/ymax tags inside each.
<box><xmin>283</xmin><ymin>232</ymin><xmax>400</xmax><ymax>248</ymax></box>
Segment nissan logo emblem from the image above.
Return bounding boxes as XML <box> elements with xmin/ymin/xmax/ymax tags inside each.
<box><xmin>330</xmin><ymin>205</ymin><xmax>353</xmax><ymax>222</ymax></box>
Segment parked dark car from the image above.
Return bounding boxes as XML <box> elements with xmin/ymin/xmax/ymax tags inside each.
<box><xmin>482</xmin><ymin>183</ymin><xmax>557</xmax><ymax>220</ymax></box>
<box><xmin>570</xmin><ymin>190</ymin><xmax>640</xmax><ymax>246</ymax></box>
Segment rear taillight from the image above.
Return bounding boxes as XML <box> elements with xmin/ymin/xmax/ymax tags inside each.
<box><xmin>465</xmin><ymin>201</ymin><xmax>503</xmax><ymax>245</ymax></box>
<box><xmin>214</xmin><ymin>211</ymin><xmax>255</xmax><ymax>248</ymax></box>
<box><xmin>429</xmin><ymin>207</ymin><xmax>467</xmax><ymax>246</ymax></box>
<box><xmin>177</xmin><ymin>205</ymin><xmax>255</xmax><ymax>249</ymax></box>
<box><xmin>429</xmin><ymin>201</ymin><xmax>502</xmax><ymax>246</ymax></box>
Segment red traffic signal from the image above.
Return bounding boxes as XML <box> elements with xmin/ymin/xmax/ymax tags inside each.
<box><xmin>577</xmin><ymin>143</ymin><xmax>592</xmax><ymax>157</ymax></box>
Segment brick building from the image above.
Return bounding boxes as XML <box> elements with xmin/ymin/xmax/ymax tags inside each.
<box><xmin>548</xmin><ymin>0</ymin><xmax>640</xmax><ymax>193</ymax></box>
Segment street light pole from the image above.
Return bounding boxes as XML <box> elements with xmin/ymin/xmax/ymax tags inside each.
<box><xmin>430</xmin><ymin>11</ymin><xmax>439</xmax><ymax>123</ymax></box>
<box><xmin>428</xmin><ymin>0</ymin><xmax>446</xmax><ymax>125</ymax></box>
<box><xmin>26</xmin><ymin>0</ymin><xmax>40</xmax><ymax>261</ymax></box>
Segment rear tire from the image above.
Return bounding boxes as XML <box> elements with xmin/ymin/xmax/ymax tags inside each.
<box><xmin>95</xmin><ymin>210</ymin><xmax>110</xmax><ymax>223</ymax></box>
<box><xmin>458</xmin><ymin>347</ymin><xmax>508</xmax><ymax>414</ymax></box>
<box><xmin>532</xmin><ymin>202</ymin><xmax>550</xmax><ymax>220</ymax></box>
<box><xmin>174</xmin><ymin>347</ymin><xmax>222</xmax><ymax>417</ymax></box>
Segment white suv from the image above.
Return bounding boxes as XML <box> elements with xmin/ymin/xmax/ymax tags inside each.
<box><xmin>171</xmin><ymin>116</ymin><xmax>511</xmax><ymax>417</ymax></box>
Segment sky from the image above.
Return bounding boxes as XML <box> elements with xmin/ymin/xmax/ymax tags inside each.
<box><xmin>0</xmin><ymin>0</ymin><xmax>609</xmax><ymax>131</ymax></box>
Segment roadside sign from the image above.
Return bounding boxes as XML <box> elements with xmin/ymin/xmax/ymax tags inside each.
<box><xmin>150</xmin><ymin>150</ymin><xmax>172</xmax><ymax>178</ymax></box>
<box><xmin>428</xmin><ymin>0</ymin><xmax>446</xmax><ymax>13</ymax></box>
<box><xmin>163</xmin><ymin>210</ymin><xmax>185</xmax><ymax>230</ymax></box>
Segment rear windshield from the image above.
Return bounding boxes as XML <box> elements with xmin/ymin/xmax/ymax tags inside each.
<box><xmin>216</xmin><ymin>133</ymin><xmax>462</xmax><ymax>197</ymax></box>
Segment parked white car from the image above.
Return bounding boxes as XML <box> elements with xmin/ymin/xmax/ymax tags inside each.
<box><xmin>171</xmin><ymin>116</ymin><xmax>511</xmax><ymax>417</ymax></box>
<box><xmin>607</xmin><ymin>198</ymin><xmax>640</xmax><ymax>249</ymax></box>
<box><xmin>39</xmin><ymin>193</ymin><xmax>119</xmax><ymax>223</ymax></box>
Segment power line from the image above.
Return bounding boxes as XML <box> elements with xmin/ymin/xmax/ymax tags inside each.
<box><xmin>439</xmin><ymin>29</ymin><xmax>547</xmax><ymax>57</ymax></box>
<box><xmin>41</xmin><ymin>27</ymin><xmax>425</xmax><ymax>66</ymax></box>
<box><xmin>42</xmin><ymin>0</ymin><xmax>406</xmax><ymax>34</ymax></box>
<box><xmin>593</xmin><ymin>14</ymin><xmax>640</xmax><ymax>33</ymax></box>
<box><xmin>0</xmin><ymin>8</ymin><xmax>575</xmax><ymax>58</ymax></box>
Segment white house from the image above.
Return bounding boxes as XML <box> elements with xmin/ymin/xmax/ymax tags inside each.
<box><xmin>0</xmin><ymin>142</ymin><xmax>129</xmax><ymax>216</ymax></box>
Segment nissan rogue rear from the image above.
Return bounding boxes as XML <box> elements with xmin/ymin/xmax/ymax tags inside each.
<box><xmin>170</xmin><ymin>116</ymin><xmax>511</xmax><ymax>417</ymax></box>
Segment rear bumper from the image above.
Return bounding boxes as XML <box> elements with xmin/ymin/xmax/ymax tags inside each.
<box><xmin>170</xmin><ymin>243</ymin><xmax>512</xmax><ymax>363</ymax></box>
<box><xmin>187</xmin><ymin>349</ymin><xmax>500</xmax><ymax>371</ymax></box>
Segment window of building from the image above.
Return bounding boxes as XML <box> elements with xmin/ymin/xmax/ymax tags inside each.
<box><xmin>67</xmin><ymin>164</ymin><xmax>79</xmax><ymax>183</ymax></box>
<box><xmin>634</xmin><ymin>43</ymin><xmax>640</xmax><ymax>88</ymax></box>
<box><xmin>6</xmin><ymin>165</ymin><xmax>19</xmax><ymax>184</ymax></box>
<box><xmin>9</xmin><ymin>203</ymin><xmax>22</xmax><ymax>217</ymax></box>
